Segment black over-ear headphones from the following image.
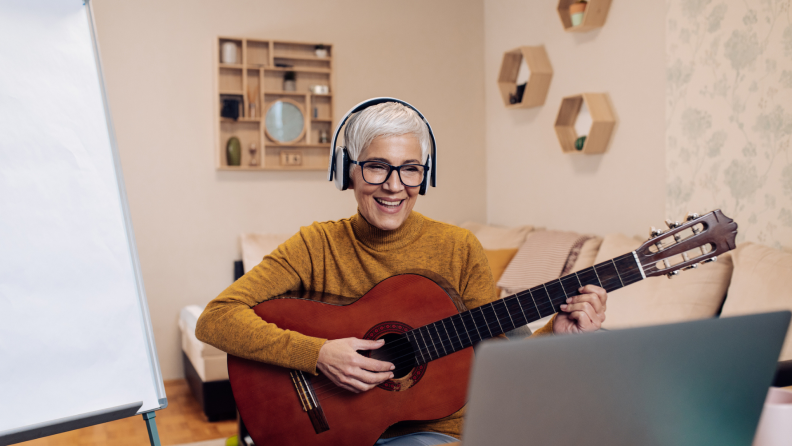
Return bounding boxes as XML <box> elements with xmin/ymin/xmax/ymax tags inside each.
<box><xmin>327</xmin><ymin>97</ymin><xmax>437</xmax><ymax>195</ymax></box>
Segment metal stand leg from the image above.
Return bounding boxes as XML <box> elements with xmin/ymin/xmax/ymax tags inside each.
<box><xmin>142</xmin><ymin>412</ymin><xmax>162</xmax><ymax>446</ymax></box>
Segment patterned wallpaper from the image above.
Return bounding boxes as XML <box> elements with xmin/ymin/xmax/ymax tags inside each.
<box><xmin>666</xmin><ymin>0</ymin><xmax>792</xmax><ymax>250</ymax></box>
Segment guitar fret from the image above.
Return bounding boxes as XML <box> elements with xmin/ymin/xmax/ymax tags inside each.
<box><xmin>407</xmin><ymin>331</ymin><xmax>426</xmax><ymax>365</ymax></box>
<box><xmin>542</xmin><ymin>283</ymin><xmax>555</xmax><ymax>313</ymax></box>
<box><xmin>452</xmin><ymin>316</ymin><xmax>467</xmax><ymax>350</ymax></box>
<box><xmin>502</xmin><ymin>296</ymin><xmax>524</xmax><ymax>327</ymax></box>
<box><xmin>433</xmin><ymin>323</ymin><xmax>448</xmax><ymax>357</ymax></box>
<box><xmin>462</xmin><ymin>311</ymin><xmax>481</xmax><ymax>343</ymax></box>
<box><xmin>418</xmin><ymin>327</ymin><xmax>434</xmax><ymax>361</ymax></box>
<box><xmin>526</xmin><ymin>289</ymin><xmax>543</xmax><ymax>319</ymax></box>
<box><xmin>474</xmin><ymin>306</ymin><xmax>492</xmax><ymax>338</ymax></box>
<box><xmin>442</xmin><ymin>318</ymin><xmax>461</xmax><ymax>353</ymax></box>
<box><xmin>513</xmin><ymin>295</ymin><xmax>529</xmax><ymax>325</ymax></box>
<box><xmin>573</xmin><ymin>271</ymin><xmax>583</xmax><ymax>288</ymax></box>
<box><xmin>611</xmin><ymin>258</ymin><xmax>625</xmax><ymax>287</ymax></box>
<box><xmin>491</xmin><ymin>301</ymin><xmax>505</xmax><ymax>334</ymax></box>
<box><xmin>456</xmin><ymin>313</ymin><xmax>472</xmax><ymax>347</ymax></box>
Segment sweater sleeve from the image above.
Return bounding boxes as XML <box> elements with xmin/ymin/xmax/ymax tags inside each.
<box><xmin>195</xmin><ymin>230</ymin><xmax>327</xmax><ymax>374</ymax></box>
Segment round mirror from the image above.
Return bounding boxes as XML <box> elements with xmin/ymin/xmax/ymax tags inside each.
<box><xmin>265</xmin><ymin>100</ymin><xmax>305</xmax><ymax>144</ymax></box>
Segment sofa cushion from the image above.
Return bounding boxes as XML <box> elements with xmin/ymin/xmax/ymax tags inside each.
<box><xmin>484</xmin><ymin>248</ymin><xmax>519</xmax><ymax>283</ymax></box>
<box><xmin>719</xmin><ymin>242</ymin><xmax>792</xmax><ymax>361</ymax></box>
<box><xmin>459</xmin><ymin>222</ymin><xmax>534</xmax><ymax>250</ymax></box>
<box><xmin>569</xmin><ymin>236</ymin><xmax>603</xmax><ymax>273</ymax></box>
<box><xmin>241</xmin><ymin>233</ymin><xmax>292</xmax><ymax>273</ymax></box>
<box><xmin>593</xmin><ymin>234</ymin><xmax>733</xmax><ymax>330</ymax></box>
<box><xmin>497</xmin><ymin>230</ymin><xmax>589</xmax><ymax>294</ymax></box>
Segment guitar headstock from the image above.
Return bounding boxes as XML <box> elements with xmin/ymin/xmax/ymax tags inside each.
<box><xmin>635</xmin><ymin>210</ymin><xmax>738</xmax><ymax>279</ymax></box>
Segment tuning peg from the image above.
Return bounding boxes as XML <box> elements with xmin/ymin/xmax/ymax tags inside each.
<box><xmin>650</xmin><ymin>226</ymin><xmax>664</xmax><ymax>238</ymax></box>
<box><xmin>666</xmin><ymin>270</ymin><xmax>681</xmax><ymax>279</ymax></box>
<box><xmin>701</xmin><ymin>256</ymin><xmax>717</xmax><ymax>264</ymax></box>
<box><xmin>665</xmin><ymin>220</ymin><xmax>682</xmax><ymax>229</ymax></box>
<box><xmin>685</xmin><ymin>212</ymin><xmax>700</xmax><ymax>222</ymax></box>
<box><xmin>682</xmin><ymin>264</ymin><xmax>699</xmax><ymax>271</ymax></box>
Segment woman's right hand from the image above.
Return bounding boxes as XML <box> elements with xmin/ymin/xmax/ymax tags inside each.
<box><xmin>316</xmin><ymin>338</ymin><xmax>395</xmax><ymax>393</ymax></box>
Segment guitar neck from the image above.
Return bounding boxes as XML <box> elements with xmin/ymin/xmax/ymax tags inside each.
<box><xmin>406</xmin><ymin>252</ymin><xmax>645</xmax><ymax>365</ymax></box>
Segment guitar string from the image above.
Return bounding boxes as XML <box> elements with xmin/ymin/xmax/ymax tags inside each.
<box><xmin>310</xmin><ymin>265</ymin><xmax>657</xmax><ymax>398</ymax></box>
<box><xmin>309</xmin><ymin>260</ymin><xmax>659</xmax><ymax>396</ymax></box>
<box><xmin>312</xmin><ymin>266</ymin><xmax>658</xmax><ymax>400</ymax></box>
<box><xmin>313</xmin><ymin>263</ymin><xmax>656</xmax><ymax>400</ymax></box>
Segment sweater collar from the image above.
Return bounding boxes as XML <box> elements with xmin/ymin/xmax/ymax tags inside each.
<box><xmin>351</xmin><ymin>210</ymin><xmax>424</xmax><ymax>251</ymax></box>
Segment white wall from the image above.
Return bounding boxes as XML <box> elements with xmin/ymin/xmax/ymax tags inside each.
<box><xmin>484</xmin><ymin>0</ymin><xmax>667</xmax><ymax>237</ymax></box>
<box><xmin>92</xmin><ymin>0</ymin><xmax>486</xmax><ymax>379</ymax></box>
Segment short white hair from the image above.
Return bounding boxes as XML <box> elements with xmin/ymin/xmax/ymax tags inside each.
<box><xmin>344</xmin><ymin>102</ymin><xmax>432</xmax><ymax>165</ymax></box>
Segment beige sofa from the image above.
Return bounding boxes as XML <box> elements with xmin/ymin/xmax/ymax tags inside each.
<box><xmin>182</xmin><ymin>221</ymin><xmax>792</xmax><ymax>422</ymax></box>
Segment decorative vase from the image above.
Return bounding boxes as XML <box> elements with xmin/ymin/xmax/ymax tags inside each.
<box><xmin>569</xmin><ymin>1</ymin><xmax>587</xmax><ymax>26</ymax></box>
<box><xmin>315</xmin><ymin>45</ymin><xmax>328</xmax><ymax>58</ymax></box>
<box><xmin>226</xmin><ymin>137</ymin><xmax>241</xmax><ymax>166</ymax></box>
<box><xmin>221</xmin><ymin>42</ymin><xmax>237</xmax><ymax>64</ymax></box>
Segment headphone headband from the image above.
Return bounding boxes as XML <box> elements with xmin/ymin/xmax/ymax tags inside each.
<box><xmin>327</xmin><ymin>97</ymin><xmax>437</xmax><ymax>190</ymax></box>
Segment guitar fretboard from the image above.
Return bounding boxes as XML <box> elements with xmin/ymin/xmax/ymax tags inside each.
<box><xmin>405</xmin><ymin>252</ymin><xmax>644</xmax><ymax>365</ymax></box>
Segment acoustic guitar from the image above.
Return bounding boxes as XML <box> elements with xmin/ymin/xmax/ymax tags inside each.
<box><xmin>228</xmin><ymin>210</ymin><xmax>738</xmax><ymax>446</ymax></box>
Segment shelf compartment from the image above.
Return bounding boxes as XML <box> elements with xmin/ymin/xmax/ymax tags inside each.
<box><xmin>310</xmin><ymin>95</ymin><xmax>332</xmax><ymax>121</ymax></box>
<box><xmin>497</xmin><ymin>45</ymin><xmax>553</xmax><ymax>109</ymax></box>
<box><xmin>264</xmin><ymin>146</ymin><xmax>330</xmax><ymax>170</ymax></box>
<box><xmin>553</xmin><ymin>93</ymin><xmax>615</xmax><ymax>154</ymax></box>
<box><xmin>219</xmin><ymin>120</ymin><xmax>261</xmax><ymax>167</ymax></box>
<box><xmin>557</xmin><ymin>0</ymin><xmax>612</xmax><ymax>32</ymax></box>
<box><xmin>218</xmin><ymin>38</ymin><xmax>243</xmax><ymax>65</ymax></box>
<box><xmin>246</xmin><ymin>69</ymin><xmax>262</xmax><ymax>119</ymax></box>
<box><xmin>273</xmin><ymin>41</ymin><xmax>331</xmax><ymax>59</ymax></box>
<box><xmin>246</xmin><ymin>39</ymin><xmax>271</xmax><ymax>66</ymax></box>
<box><xmin>273</xmin><ymin>56</ymin><xmax>330</xmax><ymax>71</ymax></box>
<box><xmin>219</xmin><ymin>67</ymin><xmax>243</xmax><ymax>92</ymax></box>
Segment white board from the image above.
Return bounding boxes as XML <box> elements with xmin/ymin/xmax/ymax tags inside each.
<box><xmin>0</xmin><ymin>0</ymin><xmax>166</xmax><ymax>437</ymax></box>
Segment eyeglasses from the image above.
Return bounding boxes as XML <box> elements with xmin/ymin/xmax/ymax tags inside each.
<box><xmin>350</xmin><ymin>160</ymin><xmax>427</xmax><ymax>187</ymax></box>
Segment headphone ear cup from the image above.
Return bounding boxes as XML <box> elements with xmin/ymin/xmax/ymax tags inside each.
<box><xmin>333</xmin><ymin>148</ymin><xmax>351</xmax><ymax>191</ymax></box>
<box><xmin>419</xmin><ymin>157</ymin><xmax>431</xmax><ymax>195</ymax></box>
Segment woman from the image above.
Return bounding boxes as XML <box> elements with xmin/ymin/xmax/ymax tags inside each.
<box><xmin>196</xmin><ymin>100</ymin><xmax>608</xmax><ymax>445</ymax></box>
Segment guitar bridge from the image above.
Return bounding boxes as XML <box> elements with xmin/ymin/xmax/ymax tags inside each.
<box><xmin>289</xmin><ymin>369</ymin><xmax>330</xmax><ymax>434</ymax></box>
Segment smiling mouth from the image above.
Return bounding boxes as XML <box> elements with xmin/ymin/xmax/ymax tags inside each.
<box><xmin>375</xmin><ymin>198</ymin><xmax>404</xmax><ymax>209</ymax></box>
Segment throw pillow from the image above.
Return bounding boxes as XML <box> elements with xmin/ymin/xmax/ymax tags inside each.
<box><xmin>459</xmin><ymin>222</ymin><xmax>534</xmax><ymax>250</ymax></box>
<box><xmin>484</xmin><ymin>248</ymin><xmax>519</xmax><ymax>284</ymax></box>
<box><xmin>593</xmin><ymin>233</ymin><xmax>733</xmax><ymax>330</ymax></box>
<box><xmin>719</xmin><ymin>242</ymin><xmax>792</xmax><ymax>361</ymax></box>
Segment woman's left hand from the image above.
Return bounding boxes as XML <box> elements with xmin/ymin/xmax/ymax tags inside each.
<box><xmin>553</xmin><ymin>284</ymin><xmax>608</xmax><ymax>334</ymax></box>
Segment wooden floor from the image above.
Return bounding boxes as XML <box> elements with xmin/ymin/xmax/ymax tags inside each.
<box><xmin>19</xmin><ymin>380</ymin><xmax>237</xmax><ymax>446</ymax></box>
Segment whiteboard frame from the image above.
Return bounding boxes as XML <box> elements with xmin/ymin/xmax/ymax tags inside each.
<box><xmin>84</xmin><ymin>0</ymin><xmax>168</xmax><ymax>411</ymax></box>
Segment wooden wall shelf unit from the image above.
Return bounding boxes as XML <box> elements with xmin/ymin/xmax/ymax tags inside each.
<box><xmin>554</xmin><ymin>93</ymin><xmax>615</xmax><ymax>154</ymax></box>
<box><xmin>497</xmin><ymin>45</ymin><xmax>553</xmax><ymax>109</ymax></box>
<box><xmin>215</xmin><ymin>37</ymin><xmax>333</xmax><ymax>171</ymax></box>
<box><xmin>557</xmin><ymin>0</ymin><xmax>612</xmax><ymax>32</ymax></box>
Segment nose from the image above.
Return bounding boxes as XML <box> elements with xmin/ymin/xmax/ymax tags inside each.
<box><xmin>382</xmin><ymin>168</ymin><xmax>404</xmax><ymax>192</ymax></box>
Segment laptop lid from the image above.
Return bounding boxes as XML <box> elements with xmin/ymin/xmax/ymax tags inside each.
<box><xmin>462</xmin><ymin>311</ymin><xmax>790</xmax><ymax>446</ymax></box>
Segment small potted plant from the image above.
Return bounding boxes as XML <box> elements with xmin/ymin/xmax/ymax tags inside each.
<box><xmin>569</xmin><ymin>0</ymin><xmax>587</xmax><ymax>27</ymax></box>
<box><xmin>314</xmin><ymin>44</ymin><xmax>328</xmax><ymax>58</ymax></box>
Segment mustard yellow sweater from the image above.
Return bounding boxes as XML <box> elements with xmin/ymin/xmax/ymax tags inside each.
<box><xmin>196</xmin><ymin>211</ymin><xmax>553</xmax><ymax>439</ymax></box>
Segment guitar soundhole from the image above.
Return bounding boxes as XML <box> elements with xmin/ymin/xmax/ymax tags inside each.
<box><xmin>369</xmin><ymin>333</ymin><xmax>415</xmax><ymax>379</ymax></box>
<box><xmin>361</xmin><ymin>321</ymin><xmax>428</xmax><ymax>391</ymax></box>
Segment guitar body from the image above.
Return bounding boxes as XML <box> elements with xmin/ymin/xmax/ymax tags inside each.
<box><xmin>228</xmin><ymin>274</ymin><xmax>473</xmax><ymax>446</ymax></box>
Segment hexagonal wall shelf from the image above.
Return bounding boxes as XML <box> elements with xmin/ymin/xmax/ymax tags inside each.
<box><xmin>554</xmin><ymin>93</ymin><xmax>616</xmax><ymax>154</ymax></box>
<box><xmin>497</xmin><ymin>45</ymin><xmax>553</xmax><ymax>109</ymax></box>
<box><xmin>557</xmin><ymin>0</ymin><xmax>612</xmax><ymax>32</ymax></box>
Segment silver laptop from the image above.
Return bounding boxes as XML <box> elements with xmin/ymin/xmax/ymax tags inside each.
<box><xmin>462</xmin><ymin>312</ymin><xmax>790</xmax><ymax>446</ymax></box>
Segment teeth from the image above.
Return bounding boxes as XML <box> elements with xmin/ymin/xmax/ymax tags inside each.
<box><xmin>376</xmin><ymin>198</ymin><xmax>402</xmax><ymax>206</ymax></box>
